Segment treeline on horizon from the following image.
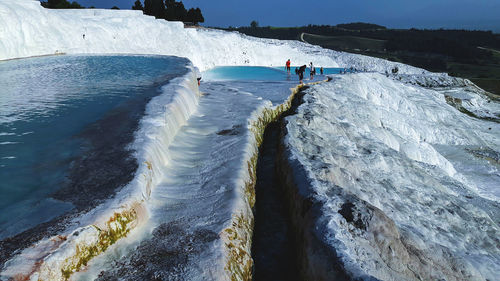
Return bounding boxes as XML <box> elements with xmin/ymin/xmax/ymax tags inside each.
<box><xmin>40</xmin><ymin>0</ymin><xmax>204</xmax><ymax>24</ymax></box>
<box><xmin>226</xmin><ymin>23</ymin><xmax>500</xmax><ymax>65</ymax></box>
<box><xmin>134</xmin><ymin>0</ymin><xmax>203</xmax><ymax>24</ymax></box>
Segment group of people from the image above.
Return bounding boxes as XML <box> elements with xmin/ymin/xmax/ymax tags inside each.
<box><xmin>286</xmin><ymin>59</ymin><xmax>324</xmax><ymax>84</ymax></box>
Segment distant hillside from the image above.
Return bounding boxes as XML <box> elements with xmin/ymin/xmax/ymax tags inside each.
<box><xmin>336</xmin><ymin>22</ymin><xmax>386</xmax><ymax>30</ymax></box>
<box><xmin>301</xmin><ymin>33</ymin><xmax>386</xmax><ymax>52</ymax></box>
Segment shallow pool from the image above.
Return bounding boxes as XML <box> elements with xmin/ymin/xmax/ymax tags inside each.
<box><xmin>202</xmin><ymin>66</ymin><xmax>346</xmax><ymax>82</ymax></box>
<box><xmin>203</xmin><ymin>66</ymin><xmax>289</xmax><ymax>81</ymax></box>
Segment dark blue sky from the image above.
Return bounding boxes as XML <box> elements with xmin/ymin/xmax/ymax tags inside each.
<box><xmin>76</xmin><ymin>0</ymin><xmax>500</xmax><ymax>32</ymax></box>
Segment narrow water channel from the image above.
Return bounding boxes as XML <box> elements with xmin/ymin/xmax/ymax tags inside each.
<box><xmin>251</xmin><ymin>121</ymin><xmax>301</xmax><ymax>281</ymax></box>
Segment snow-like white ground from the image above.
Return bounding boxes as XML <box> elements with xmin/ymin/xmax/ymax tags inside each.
<box><xmin>1</xmin><ymin>0</ymin><xmax>499</xmax><ymax>280</ymax></box>
<box><xmin>284</xmin><ymin>73</ymin><xmax>500</xmax><ymax>280</ymax></box>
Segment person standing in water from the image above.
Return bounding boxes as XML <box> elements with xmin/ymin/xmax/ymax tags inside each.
<box><xmin>309</xmin><ymin>62</ymin><xmax>315</xmax><ymax>80</ymax></box>
<box><xmin>320</xmin><ymin>67</ymin><xmax>324</xmax><ymax>75</ymax></box>
<box><xmin>298</xmin><ymin>65</ymin><xmax>307</xmax><ymax>84</ymax></box>
<box><xmin>285</xmin><ymin>59</ymin><xmax>291</xmax><ymax>74</ymax></box>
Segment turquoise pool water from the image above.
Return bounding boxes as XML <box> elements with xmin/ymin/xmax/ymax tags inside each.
<box><xmin>0</xmin><ymin>55</ymin><xmax>188</xmax><ymax>239</ymax></box>
<box><xmin>203</xmin><ymin>66</ymin><xmax>290</xmax><ymax>81</ymax></box>
<box><xmin>203</xmin><ymin>66</ymin><xmax>345</xmax><ymax>82</ymax></box>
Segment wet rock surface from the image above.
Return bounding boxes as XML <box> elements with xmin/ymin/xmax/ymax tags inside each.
<box><xmin>96</xmin><ymin>221</ymin><xmax>218</xmax><ymax>281</ymax></box>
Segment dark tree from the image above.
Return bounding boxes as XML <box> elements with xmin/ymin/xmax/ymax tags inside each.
<box><xmin>185</xmin><ymin>7</ymin><xmax>203</xmax><ymax>24</ymax></box>
<box><xmin>165</xmin><ymin>0</ymin><xmax>187</xmax><ymax>21</ymax></box>
<box><xmin>177</xmin><ymin>1</ymin><xmax>187</xmax><ymax>20</ymax></box>
<box><xmin>151</xmin><ymin>0</ymin><xmax>166</xmax><ymax>19</ymax></box>
<box><xmin>68</xmin><ymin>1</ymin><xmax>82</xmax><ymax>8</ymax></box>
<box><xmin>143</xmin><ymin>0</ymin><xmax>152</xmax><ymax>15</ymax></box>
<box><xmin>186</xmin><ymin>8</ymin><xmax>196</xmax><ymax>23</ymax></box>
<box><xmin>186</xmin><ymin>8</ymin><xmax>204</xmax><ymax>24</ymax></box>
<box><xmin>132</xmin><ymin>0</ymin><xmax>143</xmax><ymax>10</ymax></box>
<box><xmin>250</xmin><ymin>20</ymin><xmax>259</xmax><ymax>28</ymax></box>
<box><xmin>193</xmin><ymin>7</ymin><xmax>204</xmax><ymax>24</ymax></box>
<box><xmin>41</xmin><ymin>0</ymin><xmax>83</xmax><ymax>9</ymax></box>
<box><xmin>41</xmin><ymin>0</ymin><xmax>59</xmax><ymax>8</ymax></box>
<box><xmin>139</xmin><ymin>0</ymin><xmax>204</xmax><ymax>23</ymax></box>
<box><xmin>164</xmin><ymin>0</ymin><xmax>174</xmax><ymax>19</ymax></box>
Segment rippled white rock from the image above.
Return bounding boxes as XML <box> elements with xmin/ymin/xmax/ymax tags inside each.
<box><xmin>284</xmin><ymin>73</ymin><xmax>500</xmax><ymax>280</ymax></box>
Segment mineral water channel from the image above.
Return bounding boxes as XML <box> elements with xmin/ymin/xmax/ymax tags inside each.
<box><xmin>251</xmin><ymin>121</ymin><xmax>301</xmax><ymax>281</ymax></box>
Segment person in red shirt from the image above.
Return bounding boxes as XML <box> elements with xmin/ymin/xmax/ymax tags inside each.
<box><xmin>285</xmin><ymin>59</ymin><xmax>291</xmax><ymax>73</ymax></box>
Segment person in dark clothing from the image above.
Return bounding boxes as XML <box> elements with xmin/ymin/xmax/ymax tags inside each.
<box><xmin>320</xmin><ymin>67</ymin><xmax>324</xmax><ymax>75</ymax></box>
<box><xmin>298</xmin><ymin>65</ymin><xmax>307</xmax><ymax>84</ymax></box>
